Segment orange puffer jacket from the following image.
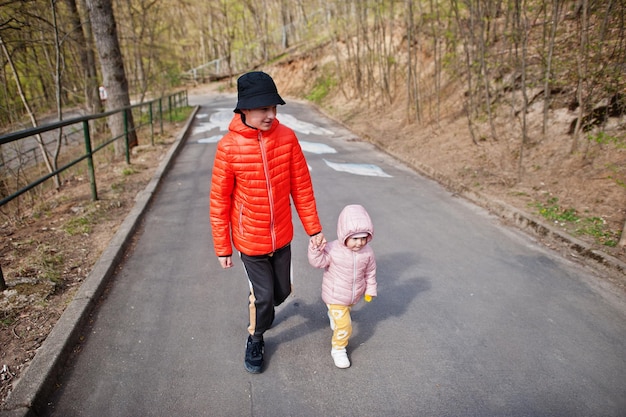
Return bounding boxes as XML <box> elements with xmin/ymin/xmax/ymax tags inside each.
<box><xmin>210</xmin><ymin>114</ymin><xmax>322</xmax><ymax>257</ymax></box>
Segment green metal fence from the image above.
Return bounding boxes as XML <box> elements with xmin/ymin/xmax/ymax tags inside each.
<box><xmin>0</xmin><ymin>90</ymin><xmax>188</xmax><ymax>289</ymax></box>
<box><xmin>0</xmin><ymin>90</ymin><xmax>188</xmax><ymax>207</ymax></box>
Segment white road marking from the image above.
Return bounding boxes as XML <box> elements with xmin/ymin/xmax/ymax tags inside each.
<box><xmin>278</xmin><ymin>114</ymin><xmax>334</xmax><ymax>136</ymax></box>
<box><xmin>299</xmin><ymin>141</ymin><xmax>337</xmax><ymax>154</ymax></box>
<box><xmin>193</xmin><ymin>110</ymin><xmax>390</xmax><ymax>178</ymax></box>
<box><xmin>197</xmin><ymin>136</ymin><xmax>222</xmax><ymax>144</ymax></box>
<box><xmin>323</xmin><ymin>159</ymin><xmax>392</xmax><ymax>177</ymax></box>
<box><xmin>192</xmin><ymin>109</ymin><xmax>334</xmax><ymax>138</ymax></box>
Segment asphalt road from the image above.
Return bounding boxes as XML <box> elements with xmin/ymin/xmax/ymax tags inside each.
<box><xmin>39</xmin><ymin>93</ymin><xmax>626</xmax><ymax>416</ymax></box>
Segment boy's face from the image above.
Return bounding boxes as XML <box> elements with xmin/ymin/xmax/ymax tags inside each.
<box><xmin>345</xmin><ymin>236</ymin><xmax>368</xmax><ymax>252</ymax></box>
<box><xmin>242</xmin><ymin>106</ymin><xmax>277</xmax><ymax>131</ymax></box>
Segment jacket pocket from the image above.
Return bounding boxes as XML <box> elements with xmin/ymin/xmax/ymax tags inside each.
<box><xmin>238</xmin><ymin>202</ymin><xmax>245</xmax><ymax>235</ymax></box>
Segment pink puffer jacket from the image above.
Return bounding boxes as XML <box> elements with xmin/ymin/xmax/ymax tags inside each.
<box><xmin>308</xmin><ymin>204</ymin><xmax>377</xmax><ymax>306</ymax></box>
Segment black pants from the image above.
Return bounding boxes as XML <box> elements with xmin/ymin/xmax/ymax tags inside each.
<box><xmin>241</xmin><ymin>244</ymin><xmax>292</xmax><ymax>340</ymax></box>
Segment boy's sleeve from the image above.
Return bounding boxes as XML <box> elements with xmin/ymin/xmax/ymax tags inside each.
<box><xmin>209</xmin><ymin>140</ymin><xmax>234</xmax><ymax>257</ymax></box>
<box><xmin>290</xmin><ymin>138</ymin><xmax>322</xmax><ymax>236</ymax></box>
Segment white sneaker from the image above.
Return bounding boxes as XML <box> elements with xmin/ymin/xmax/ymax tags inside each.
<box><xmin>331</xmin><ymin>348</ymin><xmax>350</xmax><ymax>368</ymax></box>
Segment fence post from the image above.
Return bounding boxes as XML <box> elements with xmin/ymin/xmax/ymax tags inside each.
<box><xmin>168</xmin><ymin>96</ymin><xmax>173</xmax><ymax>123</ymax></box>
<box><xmin>83</xmin><ymin>120</ymin><xmax>98</xmax><ymax>201</ymax></box>
<box><xmin>124</xmin><ymin>109</ymin><xmax>130</xmax><ymax>165</ymax></box>
<box><xmin>149</xmin><ymin>102</ymin><xmax>154</xmax><ymax>146</ymax></box>
<box><xmin>159</xmin><ymin>98</ymin><xmax>164</xmax><ymax>135</ymax></box>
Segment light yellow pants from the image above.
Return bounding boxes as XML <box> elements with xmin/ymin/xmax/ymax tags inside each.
<box><xmin>327</xmin><ymin>304</ymin><xmax>353</xmax><ymax>350</ymax></box>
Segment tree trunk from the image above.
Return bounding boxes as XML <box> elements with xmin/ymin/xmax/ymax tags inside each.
<box><xmin>86</xmin><ymin>0</ymin><xmax>137</xmax><ymax>155</ymax></box>
<box><xmin>406</xmin><ymin>0</ymin><xmax>421</xmax><ymax>123</ymax></box>
<box><xmin>477</xmin><ymin>0</ymin><xmax>497</xmax><ymax>140</ymax></box>
<box><xmin>66</xmin><ymin>0</ymin><xmax>102</xmax><ymax>114</ymax></box>
<box><xmin>50</xmin><ymin>0</ymin><xmax>64</xmax><ymax>189</ymax></box>
<box><xmin>429</xmin><ymin>0</ymin><xmax>442</xmax><ymax>125</ymax></box>
<box><xmin>517</xmin><ymin>0</ymin><xmax>530</xmax><ymax>183</ymax></box>
<box><xmin>451</xmin><ymin>0</ymin><xmax>478</xmax><ymax>145</ymax></box>
<box><xmin>542</xmin><ymin>0</ymin><xmax>561</xmax><ymax>135</ymax></box>
<box><xmin>571</xmin><ymin>0</ymin><xmax>588</xmax><ymax>154</ymax></box>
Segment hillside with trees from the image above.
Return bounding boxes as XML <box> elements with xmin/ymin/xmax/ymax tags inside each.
<box><xmin>259</xmin><ymin>0</ymin><xmax>626</xmax><ymax>267</ymax></box>
<box><xmin>1</xmin><ymin>0</ymin><xmax>624</xmax><ymax>255</ymax></box>
<box><xmin>0</xmin><ymin>0</ymin><xmax>625</xmax><ymax>407</ymax></box>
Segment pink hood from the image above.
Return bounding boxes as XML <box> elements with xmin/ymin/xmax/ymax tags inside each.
<box><xmin>336</xmin><ymin>204</ymin><xmax>374</xmax><ymax>246</ymax></box>
<box><xmin>308</xmin><ymin>204</ymin><xmax>377</xmax><ymax>306</ymax></box>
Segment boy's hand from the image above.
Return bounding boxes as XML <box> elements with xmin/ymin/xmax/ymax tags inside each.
<box><xmin>364</xmin><ymin>294</ymin><xmax>373</xmax><ymax>302</ymax></box>
<box><xmin>218</xmin><ymin>256</ymin><xmax>233</xmax><ymax>269</ymax></box>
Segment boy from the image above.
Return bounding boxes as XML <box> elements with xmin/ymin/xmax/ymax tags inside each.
<box><xmin>210</xmin><ymin>71</ymin><xmax>325</xmax><ymax>373</ymax></box>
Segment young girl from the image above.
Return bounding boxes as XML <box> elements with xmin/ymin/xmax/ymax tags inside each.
<box><xmin>308</xmin><ymin>204</ymin><xmax>377</xmax><ymax>368</ymax></box>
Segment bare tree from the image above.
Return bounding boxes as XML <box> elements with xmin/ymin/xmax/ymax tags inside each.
<box><xmin>542</xmin><ymin>0</ymin><xmax>561</xmax><ymax>135</ymax></box>
<box><xmin>244</xmin><ymin>0</ymin><xmax>270</xmax><ymax>62</ymax></box>
<box><xmin>516</xmin><ymin>0</ymin><xmax>530</xmax><ymax>183</ymax></box>
<box><xmin>65</xmin><ymin>0</ymin><xmax>102</xmax><ymax>114</ymax></box>
<box><xmin>0</xmin><ymin>33</ymin><xmax>56</xmax><ymax>184</ymax></box>
<box><xmin>428</xmin><ymin>0</ymin><xmax>443</xmax><ymax>124</ymax></box>
<box><xmin>86</xmin><ymin>0</ymin><xmax>137</xmax><ymax>154</ymax></box>
<box><xmin>451</xmin><ymin>0</ymin><xmax>478</xmax><ymax>144</ymax></box>
<box><xmin>570</xmin><ymin>0</ymin><xmax>588</xmax><ymax>153</ymax></box>
<box><xmin>476</xmin><ymin>0</ymin><xmax>497</xmax><ymax>140</ymax></box>
<box><xmin>405</xmin><ymin>0</ymin><xmax>421</xmax><ymax>123</ymax></box>
<box><xmin>49</xmin><ymin>0</ymin><xmax>65</xmax><ymax>189</ymax></box>
<box><xmin>280</xmin><ymin>0</ymin><xmax>295</xmax><ymax>49</ymax></box>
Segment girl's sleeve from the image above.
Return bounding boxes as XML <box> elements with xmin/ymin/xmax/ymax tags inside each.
<box><xmin>308</xmin><ymin>240</ymin><xmax>331</xmax><ymax>268</ymax></box>
<box><xmin>365</xmin><ymin>253</ymin><xmax>377</xmax><ymax>296</ymax></box>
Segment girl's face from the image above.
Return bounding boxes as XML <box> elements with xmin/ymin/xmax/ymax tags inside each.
<box><xmin>346</xmin><ymin>236</ymin><xmax>368</xmax><ymax>252</ymax></box>
<box><xmin>242</xmin><ymin>106</ymin><xmax>277</xmax><ymax>131</ymax></box>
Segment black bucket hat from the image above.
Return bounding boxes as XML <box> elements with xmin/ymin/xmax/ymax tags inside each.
<box><xmin>234</xmin><ymin>71</ymin><xmax>286</xmax><ymax>113</ymax></box>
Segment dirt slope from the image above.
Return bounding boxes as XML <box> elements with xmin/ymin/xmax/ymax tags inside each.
<box><xmin>265</xmin><ymin>49</ymin><xmax>626</xmax><ymax>280</ymax></box>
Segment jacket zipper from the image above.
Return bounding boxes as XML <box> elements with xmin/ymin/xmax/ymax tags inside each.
<box><xmin>352</xmin><ymin>251</ymin><xmax>357</xmax><ymax>304</ymax></box>
<box><xmin>258</xmin><ymin>131</ymin><xmax>276</xmax><ymax>252</ymax></box>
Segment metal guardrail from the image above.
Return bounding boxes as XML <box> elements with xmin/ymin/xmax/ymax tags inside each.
<box><xmin>0</xmin><ymin>90</ymin><xmax>188</xmax><ymax>207</ymax></box>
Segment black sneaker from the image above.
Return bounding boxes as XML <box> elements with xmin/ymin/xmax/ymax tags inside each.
<box><xmin>245</xmin><ymin>335</ymin><xmax>264</xmax><ymax>373</ymax></box>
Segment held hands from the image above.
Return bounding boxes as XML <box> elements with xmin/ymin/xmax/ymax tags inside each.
<box><xmin>310</xmin><ymin>232</ymin><xmax>326</xmax><ymax>251</ymax></box>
